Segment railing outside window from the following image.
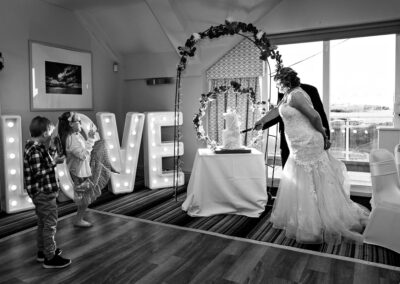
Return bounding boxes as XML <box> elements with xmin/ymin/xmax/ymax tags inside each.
<box><xmin>330</xmin><ymin>113</ymin><xmax>393</xmax><ymax>161</ymax></box>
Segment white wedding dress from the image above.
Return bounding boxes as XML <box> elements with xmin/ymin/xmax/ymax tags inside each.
<box><xmin>270</xmin><ymin>87</ymin><xmax>370</xmax><ymax>244</ymax></box>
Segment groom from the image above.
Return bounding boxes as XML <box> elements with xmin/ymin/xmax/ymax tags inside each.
<box><xmin>254</xmin><ymin>81</ymin><xmax>330</xmax><ymax>168</ymax></box>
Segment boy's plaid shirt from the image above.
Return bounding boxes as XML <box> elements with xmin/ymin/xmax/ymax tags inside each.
<box><xmin>23</xmin><ymin>140</ymin><xmax>59</xmax><ymax>197</ymax></box>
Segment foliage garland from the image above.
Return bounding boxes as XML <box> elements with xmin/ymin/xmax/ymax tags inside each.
<box><xmin>177</xmin><ymin>19</ymin><xmax>283</xmax><ymax>73</ymax></box>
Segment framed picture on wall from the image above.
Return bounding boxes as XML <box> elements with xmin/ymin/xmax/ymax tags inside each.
<box><xmin>29</xmin><ymin>41</ymin><xmax>93</xmax><ymax>111</ymax></box>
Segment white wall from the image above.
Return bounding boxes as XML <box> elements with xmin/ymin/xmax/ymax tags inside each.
<box><xmin>0</xmin><ymin>0</ymin><xmax>124</xmax><ymax>211</ymax></box>
<box><xmin>0</xmin><ymin>0</ymin><xmax>123</xmax><ymax>144</ymax></box>
<box><xmin>2</xmin><ymin>0</ymin><xmax>398</xmax><ymax>174</ymax></box>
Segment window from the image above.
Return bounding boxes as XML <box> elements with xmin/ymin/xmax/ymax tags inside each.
<box><xmin>330</xmin><ymin>35</ymin><xmax>395</xmax><ymax>161</ymax></box>
<box><xmin>272</xmin><ymin>41</ymin><xmax>323</xmax><ymax>94</ymax></box>
<box><xmin>266</xmin><ymin>42</ymin><xmax>323</xmax><ymax>159</ymax></box>
<box><xmin>267</xmin><ymin>35</ymin><xmax>396</xmax><ymax>163</ymax></box>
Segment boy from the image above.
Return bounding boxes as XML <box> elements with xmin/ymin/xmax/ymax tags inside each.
<box><xmin>23</xmin><ymin>116</ymin><xmax>71</xmax><ymax>269</ymax></box>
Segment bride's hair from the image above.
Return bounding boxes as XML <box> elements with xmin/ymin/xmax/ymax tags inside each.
<box><xmin>274</xmin><ymin>67</ymin><xmax>301</xmax><ymax>89</ymax></box>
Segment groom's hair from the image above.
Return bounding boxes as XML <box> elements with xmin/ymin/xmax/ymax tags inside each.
<box><xmin>274</xmin><ymin>67</ymin><xmax>301</xmax><ymax>89</ymax></box>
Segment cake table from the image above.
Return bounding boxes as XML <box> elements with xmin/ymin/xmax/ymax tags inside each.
<box><xmin>182</xmin><ymin>148</ymin><xmax>268</xmax><ymax>217</ymax></box>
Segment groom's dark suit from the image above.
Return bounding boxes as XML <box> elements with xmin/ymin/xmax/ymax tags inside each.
<box><xmin>262</xmin><ymin>83</ymin><xmax>330</xmax><ymax>168</ymax></box>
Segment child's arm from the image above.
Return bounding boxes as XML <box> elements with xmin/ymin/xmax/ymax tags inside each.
<box><xmin>66</xmin><ymin>134</ymin><xmax>93</xmax><ymax>161</ymax></box>
<box><xmin>48</xmin><ymin>145</ymin><xmax>57</xmax><ymax>158</ymax></box>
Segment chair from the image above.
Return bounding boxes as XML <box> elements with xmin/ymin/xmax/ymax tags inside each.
<box><xmin>395</xmin><ymin>143</ymin><xmax>400</xmax><ymax>172</ymax></box>
<box><xmin>364</xmin><ymin>148</ymin><xmax>400</xmax><ymax>253</ymax></box>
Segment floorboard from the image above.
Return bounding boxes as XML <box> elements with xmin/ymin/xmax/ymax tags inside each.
<box><xmin>0</xmin><ymin>210</ymin><xmax>399</xmax><ymax>284</ymax></box>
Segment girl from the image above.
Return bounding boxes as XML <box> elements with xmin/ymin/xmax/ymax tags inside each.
<box><xmin>58</xmin><ymin>112</ymin><xmax>102</xmax><ymax>227</ymax></box>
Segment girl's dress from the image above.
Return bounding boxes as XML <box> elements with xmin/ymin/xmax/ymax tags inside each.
<box><xmin>270</xmin><ymin>87</ymin><xmax>370</xmax><ymax>244</ymax></box>
<box><xmin>66</xmin><ymin>132</ymin><xmax>109</xmax><ymax>206</ymax></box>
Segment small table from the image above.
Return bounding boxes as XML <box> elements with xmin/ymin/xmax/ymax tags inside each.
<box><xmin>182</xmin><ymin>148</ymin><xmax>268</xmax><ymax>217</ymax></box>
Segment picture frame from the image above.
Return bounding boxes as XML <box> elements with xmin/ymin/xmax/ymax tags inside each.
<box><xmin>29</xmin><ymin>41</ymin><xmax>93</xmax><ymax>111</ymax></box>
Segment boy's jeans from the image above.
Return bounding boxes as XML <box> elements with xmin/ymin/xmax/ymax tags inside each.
<box><xmin>32</xmin><ymin>191</ymin><xmax>58</xmax><ymax>260</ymax></box>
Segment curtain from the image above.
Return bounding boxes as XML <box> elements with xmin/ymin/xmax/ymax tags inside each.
<box><xmin>207</xmin><ymin>77</ymin><xmax>262</xmax><ymax>149</ymax></box>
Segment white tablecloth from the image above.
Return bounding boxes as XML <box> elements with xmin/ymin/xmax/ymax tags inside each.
<box><xmin>182</xmin><ymin>148</ymin><xmax>268</xmax><ymax>217</ymax></box>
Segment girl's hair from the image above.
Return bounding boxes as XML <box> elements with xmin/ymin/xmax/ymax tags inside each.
<box><xmin>58</xmin><ymin>112</ymin><xmax>74</xmax><ymax>155</ymax></box>
<box><xmin>273</xmin><ymin>67</ymin><xmax>301</xmax><ymax>89</ymax></box>
<box><xmin>58</xmin><ymin>112</ymin><xmax>88</xmax><ymax>154</ymax></box>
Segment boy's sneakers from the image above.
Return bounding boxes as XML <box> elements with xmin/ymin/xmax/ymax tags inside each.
<box><xmin>36</xmin><ymin>248</ymin><xmax>62</xmax><ymax>262</ymax></box>
<box><xmin>42</xmin><ymin>254</ymin><xmax>71</xmax><ymax>269</ymax></box>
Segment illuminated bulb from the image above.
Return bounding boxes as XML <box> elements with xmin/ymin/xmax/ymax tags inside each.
<box><xmin>152</xmin><ymin>167</ymin><xmax>157</xmax><ymax>172</ymax></box>
<box><xmin>11</xmin><ymin>200</ymin><xmax>17</xmax><ymax>207</ymax></box>
<box><xmin>107</xmin><ymin>131</ymin><xmax>112</xmax><ymax>136</ymax></box>
<box><xmin>64</xmin><ymin>185</ymin><xmax>70</xmax><ymax>190</ymax></box>
<box><xmin>129</xmin><ymin>143</ymin><xmax>134</xmax><ymax>148</ymax></box>
<box><xmin>128</xmin><ymin>156</ymin><xmax>133</xmax><ymax>161</ymax></box>
<box><xmin>124</xmin><ymin>182</ymin><xmax>129</xmax><ymax>186</ymax></box>
<box><xmin>10</xmin><ymin>169</ymin><xmax>17</xmax><ymax>175</ymax></box>
<box><xmin>341</xmin><ymin>130</ymin><xmax>346</xmax><ymax>133</ymax></box>
<box><xmin>164</xmin><ymin>178</ymin><xmax>169</xmax><ymax>182</ymax></box>
<box><xmin>111</xmin><ymin>157</ymin><xmax>116</xmax><ymax>162</ymax></box>
<box><xmin>153</xmin><ymin>180</ymin><xmax>157</xmax><ymax>184</ymax></box>
<box><xmin>58</xmin><ymin>171</ymin><xmax>65</xmax><ymax>177</ymax></box>
<box><xmin>9</xmin><ymin>153</ymin><xmax>16</xmax><ymax>159</ymax></box>
<box><xmin>126</xmin><ymin>169</ymin><xmax>131</xmax><ymax>174</ymax></box>
<box><xmin>331</xmin><ymin>129</ymin><xmax>335</xmax><ymax>133</ymax></box>
<box><xmin>135</xmin><ymin>117</ymin><xmax>139</xmax><ymax>122</ymax></box>
<box><xmin>365</xmin><ymin>130</ymin><xmax>368</xmax><ymax>134</ymax></box>
<box><xmin>105</xmin><ymin>118</ymin><xmax>110</xmax><ymax>123</ymax></box>
<box><xmin>163</xmin><ymin>147</ymin><xmax>167</xmax><ymax>152</ymax></box>
<box><xmin>162</xmin><ymin>117</ymin><xmax>166</xmax><ymax>121</ymax></box>
<box><xmin>152</xmin><ymin>155</ymin><xmax>156</xmax><ymax>159</ymax></box>
<box><xmin>116</xmin><ymin>183</ymin><xmax>120</xmax><ymax>188</ymax></box>
<box><xmin>152</xmin><ymin>143</ymin><xmax>156</xmax><ymax>147</ymax></box>
<box><xmin>10</xmin><ymin>185</ymin><xmax>17</xmax><ymax>191</ymax></box>
<box><xmin>8</xmin><ymin>137</ymin><xmax>15</xmax><ymax>143</ymax></box>
<box><xmin>353</xmin><ymin>130</ymin><xmax>357</xmax><ymax>134</ymax></box>
<box><xmin>109</xmin><ymin>144</ymin><xmax>114</xmax><ymax>149</ymax></box>
<box><xmin>132</xmin><ymin>131</ymin><xmax>136</xmax><ymax>135</ymax></box>
<box><xmin>7</xmin><ymin>121</ymin><xmax>14</xmax><ymax>128</ymax></box>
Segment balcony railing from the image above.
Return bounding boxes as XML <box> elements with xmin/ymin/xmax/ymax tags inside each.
<box><xmin>330</xmin><ymin>113</ymin><xmax>393</xmax><ymax>162</ymax></box>
<box><xmin>266</xmin><ymin>113</ymin><xmax>393</xmax><ymax>163</ymax></box>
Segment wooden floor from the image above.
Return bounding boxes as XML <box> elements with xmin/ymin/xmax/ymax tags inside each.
<box><xmin>1</xmin><ymin>210</ymin><xmax>400</xmax><ymax>284</ymax></box>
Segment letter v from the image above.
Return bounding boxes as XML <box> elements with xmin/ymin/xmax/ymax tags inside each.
<box><xmin>96</xmin><ymin>112</ymin><xmax>145</xmax><ymax>194</ymax></box>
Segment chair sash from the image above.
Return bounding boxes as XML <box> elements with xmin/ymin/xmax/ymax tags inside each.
<box><xmin>370</xmin><ymin>160</ymin><xmax>398</xmax><ymax>177</ymax></box>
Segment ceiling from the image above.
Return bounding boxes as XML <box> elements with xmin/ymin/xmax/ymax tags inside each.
<box><xmin>42</xmin><ymin>0</ymin><xmax>282</xmax><ymax>58</ymax></box>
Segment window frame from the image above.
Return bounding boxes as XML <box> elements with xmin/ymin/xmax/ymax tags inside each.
<box><xmin>266</xmin><ymin>20</ymin><xmax>400</xmax><ymax>166</ymax></box>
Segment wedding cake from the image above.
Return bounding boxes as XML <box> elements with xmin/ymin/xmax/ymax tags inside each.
<box><xmin>221</xmin><ymin>109</ymin><xmax>242</xmax><ymax>149</ymax></box>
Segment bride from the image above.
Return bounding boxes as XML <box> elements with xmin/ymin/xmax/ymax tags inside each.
<box><xmin>265</xmin><ymin>68</ymin><xmax>369</xmax><ymax>244</ymax></box>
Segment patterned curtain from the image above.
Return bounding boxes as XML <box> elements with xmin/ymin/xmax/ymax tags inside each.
<box><xmin>207</xmin><ymin>77</ymin><xmax>262</xmax><ymax>148</ymax></box>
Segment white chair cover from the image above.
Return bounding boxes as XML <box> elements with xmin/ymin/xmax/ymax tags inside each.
<box><xmin>364</xmin><ymin>148</ymin><xmax>400</xmax><ymax>253</ymax></box>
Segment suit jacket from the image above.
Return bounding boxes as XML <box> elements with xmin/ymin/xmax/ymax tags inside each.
<box><xmin>262</xmin><ymin>83</ymin><xmax>330</xmax><ymax>167</ymax></box>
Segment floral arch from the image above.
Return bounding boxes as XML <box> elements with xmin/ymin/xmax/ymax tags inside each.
<box><xmin>172</xmin><ymin>19</ymin><xmax>284</xmax><ymax>194</ymax></box>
